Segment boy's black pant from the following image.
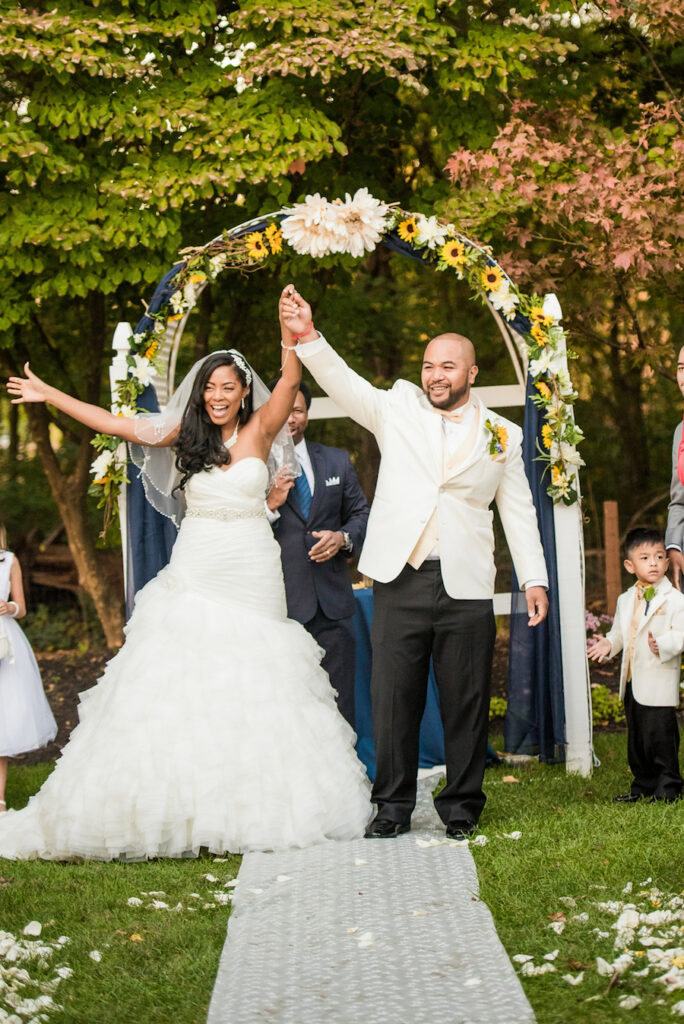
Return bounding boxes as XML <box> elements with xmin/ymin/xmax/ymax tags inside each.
<box><xmin>624</xmin><ymin>682</ymin><xmax>683</xmax><ymax>800</ymax></box>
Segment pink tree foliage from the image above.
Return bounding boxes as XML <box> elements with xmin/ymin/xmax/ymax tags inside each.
<box><xmin>444</xmin><ymin>100</ymin><xmax>683</xmax><ymax>293</ymax></box>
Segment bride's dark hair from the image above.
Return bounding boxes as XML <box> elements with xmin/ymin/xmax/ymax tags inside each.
<box><xmin>175</xmin><ymin>352</ymin><xmax>253</xmax><ymax>490</ymax></box>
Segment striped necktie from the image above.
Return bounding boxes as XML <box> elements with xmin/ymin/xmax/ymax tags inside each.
<box><xmin>293</xmin><ymin>459</ymin><xmax>312</xmax><ymax>520</ymax></box>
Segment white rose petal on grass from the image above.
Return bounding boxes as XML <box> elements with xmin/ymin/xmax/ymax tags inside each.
<box><xmin>548</xmin><ymin>922</ymin><xmax>565</xmax><ymax>935</ymax></box>
<box><xmin>671</xmin><ymin>1000</ymin><xmax>684</xmax><ymax>1016</ymax></box>
<box><xmin>149</xmin><ymin>901</ymin><xmax>169</xmax><ymax>911</ymax></box>
<box><xmin>127</xmin><ymin>897</ymin><xmax>143</xmax><ymax>907</ymax></box>
<box><xmin>521</xmin><ymin>962</ymin><xmax>556</xmax><ymax>977</ymax></box>
<box><xmin>201</xmin><ymin>874</ymin><xmax>219</xmax><ymax>883</ymax></box>
<box><xmin>623</xmin><ymin>882</ymin><xmax>634</xmax><ymax>894</ymax></box>
<box><xmin>471</xmin><ymin>835</ymin><xmax>488</xmax><ymax>847</ymax></box>
<box><xmin>88</xmin><ymin>951</ymin><xmax>102</xmax><ymax>963</ymax></box>
<box><xmin>56</xmin><ymin>936</ymin><xmax>70</xmax><ymax>946</ymax></box>
<box><xmin>543</xmin><ymin>949</ymin><xmax>559</xmax><ymax>961</ymax></box>
<box><xmin>55</xmin><ymin>966</ymin><xmax>73</xmax><ymax>980</ymax></box>
<box><xmin>571</xmin><ymin>912</ymin><xmax>589</xmax><ymax>924</ymax></box>
<box><xmin>562</xmin><ymin>972</ymin><xmax>584</xmax><ymax>985</ymax></box>
<box><xmin>513</xmin><ymin>954</ymin><xmax>534</xmax><ymax>964</ymax></box>
<box><xmin>617</xmin><ymin>909</ymin><xmax>640</xmax><ymax>930</ymax></box>
<box><xmin>596</xmin><ymin>957</ymin><xmax>614</xmax><ymax>976</ymax></box>
<box><xmin>147</xmin><ymin>891</ymin><xmax>166</xmax><ymax>898</ymax></box>
<box><xmin>213</xmin><ymin>857</ymin><xmax>229</xmax><ymax>863</ymax></box>
<box><xmin>503</xmin><ymin>831</ymin><xmax>522</xmax><ymax>840</ymax></box>
<box><xmin>225</xmin><ymin>880</ymin><xmax>239</xmax><ymax>888</ymax></box>
<box><xmin>618</xmin><ymin>996</ymin><xmax>641</xmax><ymax>1010</ymax></box>
<box><xmin>23</xmin><ymin>922</ymin><xmax>42</xmax><ymax>937</ymax></box>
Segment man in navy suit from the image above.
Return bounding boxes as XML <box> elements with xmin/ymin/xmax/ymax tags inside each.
<box><xmin>266</xmin><ymin>381</ymin><xmax>370</xmax><ymax>727</ymax></box>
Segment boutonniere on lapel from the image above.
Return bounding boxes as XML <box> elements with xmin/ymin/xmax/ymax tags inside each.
<box><xmin>484</xmin><ymin>419</ymin><xmax>508</xmax><ymax>462</ymax></box>
<box><xmin>636</xmin><ymin>581</ymin><xmax>656</xmax><ymax>612</ymax></box>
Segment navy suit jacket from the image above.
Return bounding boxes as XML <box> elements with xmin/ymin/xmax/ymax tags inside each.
<box><xmin>271</xmin><ymin>441</ymin><xmax>370</xmax><ymax>623</ymax></box>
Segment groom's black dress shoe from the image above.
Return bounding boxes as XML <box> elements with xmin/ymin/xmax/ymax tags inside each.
<box><xmin>446</xmin><ymin>820</ymin><xmax>478</xmax><ymax>840</ymax></box>
<box><xmin>364</xmin><ymin>818</ymin><xmax>410</xmax><ymax>838</ymax></box>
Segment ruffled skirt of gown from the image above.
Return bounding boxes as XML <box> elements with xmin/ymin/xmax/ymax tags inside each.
<box><xmin>0</xmin><ymin>461</ymin><xmax>371</xmax><ymax>860</ymax></box>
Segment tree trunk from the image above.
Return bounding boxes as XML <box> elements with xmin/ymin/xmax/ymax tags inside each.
<box><xmin>24</xmin><ymin>401</ymin><xmax>125</xmax><ymax>647</ymax></box>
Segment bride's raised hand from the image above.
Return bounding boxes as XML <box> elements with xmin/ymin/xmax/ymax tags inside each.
<box><xmin>7</xmin><ymin>363</ymin><xmax>48</xmax><ymax>404</ymax></box>
<box><xmin>279</xmin><ymin>285</ymin><xmax>313</xmax><ymax>339</ymax></box>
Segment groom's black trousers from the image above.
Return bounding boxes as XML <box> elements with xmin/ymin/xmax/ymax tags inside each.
<box><xmin>370</xmin><ymin>561</ymin><xmax>496</xmax><ymax>826</ymax></box>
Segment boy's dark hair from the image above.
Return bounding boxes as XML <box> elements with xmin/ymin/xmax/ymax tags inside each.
<box><xmin>267</xmin><ymin>376</ymin><xmax>312</xmax><ymax>409</ymax></box>
<box><xmin>623</xmin><ymin>527</ymin><xmax>665</xmax><ymax>559</ymax></box>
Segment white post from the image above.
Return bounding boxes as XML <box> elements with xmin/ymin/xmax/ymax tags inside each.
<box><xmin>543</xmin><ymin>294</ymin><xmax>594</xmax><ymax>776</ymax></box>
<box><xmin>110</xmin><ymin>322</ymin><xmax>132</xmax><ymax>596</ymax></box>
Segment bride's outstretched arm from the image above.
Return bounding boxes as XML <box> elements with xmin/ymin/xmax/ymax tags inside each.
<box><xmin>7</xmin><ymin>364</ymin><xmax>176</xmax><ymax>446</ymax></box>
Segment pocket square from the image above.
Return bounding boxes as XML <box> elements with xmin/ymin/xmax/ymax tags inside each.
<box><xmin>325</xmin><ymin>476</ymin><xmax>340</xmax><ymax>487</ymax></box>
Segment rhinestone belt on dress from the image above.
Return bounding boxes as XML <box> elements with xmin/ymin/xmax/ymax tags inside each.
<box><xmin>185</xmin><ymin>507</ymin><xmax>267</xmax><ymax>522</ymax></box>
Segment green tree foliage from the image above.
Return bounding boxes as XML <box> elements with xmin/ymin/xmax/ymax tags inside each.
<box><xmin>0</xmin><ymin>0</ymin><xmax>657</xmax><ymax>634</ymax></box>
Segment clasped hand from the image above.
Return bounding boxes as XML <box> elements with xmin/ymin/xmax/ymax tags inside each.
<box><xmin>279</xmin><ymin>285</ymin><xmax>313</xmax><ymax>338</ymax></box>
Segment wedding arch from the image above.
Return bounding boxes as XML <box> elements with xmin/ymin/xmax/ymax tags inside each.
<box><xmin>98</xmin><ymin>191</ymin><xmax>593</xmax><ymax>776</ymax></box>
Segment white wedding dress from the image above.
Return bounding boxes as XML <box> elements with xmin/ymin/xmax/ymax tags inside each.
<box><xmin>0</xmin><ymin>459</ymin><xmax>371</xmax><ymax>860</ymax></box>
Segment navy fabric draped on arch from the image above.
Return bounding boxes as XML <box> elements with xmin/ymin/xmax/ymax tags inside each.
<box><xmin>122</xmin><ymin>229</ymin><xmax>566</xmax><ymax>762</ymax></box>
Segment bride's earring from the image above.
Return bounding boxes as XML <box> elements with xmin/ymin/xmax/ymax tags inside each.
<box><xmin>241</xmin><ymin>398</ymin><xmax>245</xmax><ymax>410</ymax></box>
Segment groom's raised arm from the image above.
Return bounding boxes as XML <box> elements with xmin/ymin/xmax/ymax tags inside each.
<box><xmin>279</xmin><ymin>283</ymin><xmax>390</xmax><ymax>437</ymax></box>
<box><xmin>296</xmin><ymin>334</ymin><xmax>390</xmax><ymax>439</ymax></box>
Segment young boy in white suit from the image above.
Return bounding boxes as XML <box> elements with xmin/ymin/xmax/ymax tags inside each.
<box><xmin>587</xmin><ymin>527</ymin><xmax>684</xmax><ymax>803</ymax></box>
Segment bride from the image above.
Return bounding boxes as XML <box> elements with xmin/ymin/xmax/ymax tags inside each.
<box><xmin>1</xmin><ymin>289</ymin><xmax>371</xmax><ymax>860</ymax></box>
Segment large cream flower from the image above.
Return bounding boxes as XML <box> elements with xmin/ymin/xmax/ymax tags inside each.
<box><xmin>281</xmin><ymin>193</ymin><xmax>341</xmax><ymax>257</ymax></box>
<box><xmin>330</xmin><ymin>188</ymin><xmax>391</xmax><ymax>258</ymax></box>
<box><xmin>415</xmin><ymin>214</ymin><xmax>448</xmax><ymax>250</ymax></box>
<box><xmin>488</xmin><ymin>282</ymin><xmax>519</xmax><ymax>320</ymax></box>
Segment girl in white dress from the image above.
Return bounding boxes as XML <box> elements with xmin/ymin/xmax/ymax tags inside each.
<box><xmin>0</xmin><ymin>527</ymin><xmax>58</xmax><ymax>811</ymax></box>
<box><xmin>1</xmin><ymin>298</ymin><xmax>370</xmax><ymax>860</ymax></box>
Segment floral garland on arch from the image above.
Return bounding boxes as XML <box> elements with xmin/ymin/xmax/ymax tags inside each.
<box><xmin>90</xmin><ymin>188</ymin><xmax>583</xmax><ymax>524</ymax></box>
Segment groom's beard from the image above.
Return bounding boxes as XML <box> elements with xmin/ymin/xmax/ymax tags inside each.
<box><xmin>424</xmin><ymin>382</ymin><xmax>469</xmax><ymax>411</ymax></box>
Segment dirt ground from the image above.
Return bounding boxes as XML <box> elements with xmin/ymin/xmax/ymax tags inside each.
<box><xmin>12</xmin><ymin>633</ymin><xmax>624</xmax><ymax>768</ymax></box>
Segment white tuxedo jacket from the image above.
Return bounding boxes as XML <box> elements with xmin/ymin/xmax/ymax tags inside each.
<box><xmin>297</xmin><ymin>336</ymin><xmax>547</xmax><ymax>600</ymax></box>
<box><xmin>605</xmin><ymin>577</ymin><xmax>684</xmax><ymax>707</ymax></box>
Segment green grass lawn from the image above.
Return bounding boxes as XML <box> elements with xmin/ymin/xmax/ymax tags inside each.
<box><xmin>1</xmin><ymin>733</ymin><xmax>682</xmax><ymax>1023</ymax></box>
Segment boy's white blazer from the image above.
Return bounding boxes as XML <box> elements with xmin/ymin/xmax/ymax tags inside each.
<box><xmin>605</xmin><ymin>577</ymin><xmax>684</xmax><ymax>707</ymax></box>
<box><xmin>297</xmin><ymin>336</ymin><xmax>547</xmax><ymax>600</ymax></box>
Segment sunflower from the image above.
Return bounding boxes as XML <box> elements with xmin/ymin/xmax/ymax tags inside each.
<box><xmin>265</xmin><ymin>223</ymin><xmax>283</xmax><ymax>254</ymax></box>
<box><xmin>496</xmin><ymin>425</ymin><xmax>509</xmax><ymax>449</ymax></box>
<box><xmin>397</xmin><ymin>217</ymin><xmax>418</xmax><ymax>243</ymax></box>
<box><xmin>481</xmin><ymin>265</ymin><xmax>504</xmax><ymax>292</ymax></box>
<box><xmin>246</xmin><ymin>232</ymin><xmax>268</xmax><ymax>260</ymax></box>
<box><xmin>144</xmin><ymin>340</ymin><xmax>159</xmax><ymax>360</ymax></box>
<box><xmin>529</xmin><ymin>306</ymin><xmax>554</xmax><ymax>327</ymax></box>
<box><xmin>535</xmin><ymin>381</ymin><xmax>551</xmax><ymax>400</ymax></box>
<box><xmin>541</xmin><ymin>423</ymin><xmax>553</xmax><ymax>449</ymax></box>
<box><xmin>530</xmin><ymin>323</ymin><xmax>548</xmax><ymax>345</ymax></box>
<box><xmin>441</xmin><ymin>239</ymin><xmax>466</xmax><ymax>267</ymax></box>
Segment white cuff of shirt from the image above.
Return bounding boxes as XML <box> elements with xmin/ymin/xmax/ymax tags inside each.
<box><xmin>265</xmin><ymin>503</ymin><xmax>280</xmax><ymax>524</ymax></box>
<box><xmin>522</xmin><ymin>579</ymin><xmax>548</xmax><ymax>590</ymax></box>
<box><xmin>295</xmin><ymin>333</ymin><xmax>327</xmax><ymax>356</ymax></box>
<box><xmin>667</xmin><ymin>544</ymin><xmax>682</xmax><ymax>553</ymax></box>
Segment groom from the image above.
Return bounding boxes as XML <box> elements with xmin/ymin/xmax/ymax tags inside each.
<box><xmin>280</xmin><ymin>286</ymin><xmax>548</xmax><ymax>840</ymax></box>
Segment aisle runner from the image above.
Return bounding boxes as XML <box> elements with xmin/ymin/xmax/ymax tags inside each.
<box><xmin>207</xmin><ymin>776</ymin><xmax>535</xmax><ymax>1024</ymax></box>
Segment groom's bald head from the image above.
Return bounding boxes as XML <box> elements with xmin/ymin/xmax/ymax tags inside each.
<box><xmin>421</xmin><ymin>333</ymin><xmax>478</xmax><ymax>411</ymax></box>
